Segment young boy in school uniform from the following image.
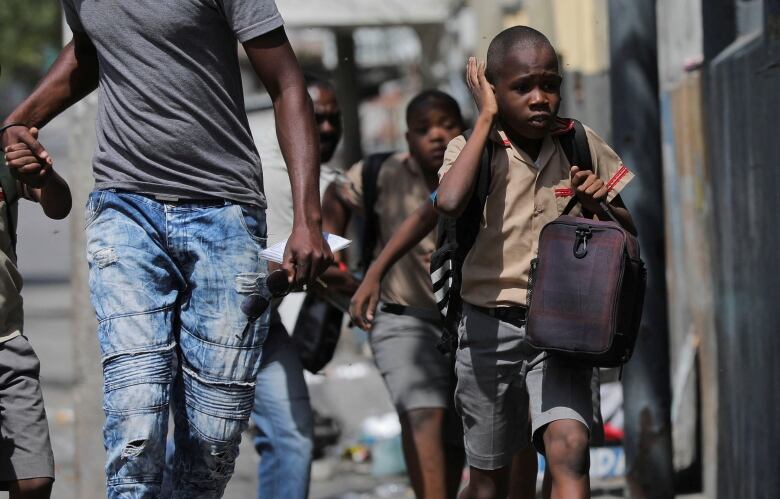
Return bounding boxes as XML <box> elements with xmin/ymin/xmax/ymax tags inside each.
<box><xmin>1</xmin><ymin>126</ymin><xmax>72</xmax><ymax>498</ymax></box>
<box><xmin>435</xmin><ymin>27</ymin><xmax>636</xmax><ymax>499</ymax></box>
<box><xmin>323</xmin><ymin>90</ymin><xmax>466</xmax><ymax>499</ymax></box>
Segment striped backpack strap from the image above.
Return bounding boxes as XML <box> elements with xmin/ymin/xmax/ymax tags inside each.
<box><xmin>430</xmin><ymin>130</ymin><xmax>493</xmax><ymax>353</ymax></box>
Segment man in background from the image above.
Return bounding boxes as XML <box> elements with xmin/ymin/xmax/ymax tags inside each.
<box><xmin>251</xmin><ymin>74</ymin><xmax>356</xmax><ymax>499</ymax></box>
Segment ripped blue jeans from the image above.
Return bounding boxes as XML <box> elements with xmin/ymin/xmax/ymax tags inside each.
<box><xmin>85</xmin><ymin>190</ymin><xmax>270</xmax><ymax>499</ymax></box>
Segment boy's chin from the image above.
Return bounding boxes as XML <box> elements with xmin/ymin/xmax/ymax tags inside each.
<box><xmin>516</xmin><ymin>125</ymin><xmax>549</xmax><ymax>140</ymax></box>
<box><xmin>502</xmin><ymin>118</ymin><xmax>551</xmax><ymax>141</ymax></box>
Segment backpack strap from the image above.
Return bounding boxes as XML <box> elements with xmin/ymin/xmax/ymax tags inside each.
<box><xmin>432</xmin><ymin>130</ymin><xmax>494</xmax><ymax>352</ymax></box>
<box><xmin>360</xmin><ymin>151</ymin><xmax>395</xmax><ymax>272</ymax></box>
<box><xmin>470</xmin><ymin>129</ymin><xmax>493</xmax><ymax>215</ymax></box>
<box><xmin>452</xmin><ymin>128</ymin><xmax>493</xmax><ymax>251</ymax></box>
<box><xmin>559</xmin><ymin>119</ymin><xmax>593</xmax><ymax>215</ymax></box>
<box><xmin>0</xmin><ymin>166</ymin><xmax>18</xmax><ymax>252</ymax></box>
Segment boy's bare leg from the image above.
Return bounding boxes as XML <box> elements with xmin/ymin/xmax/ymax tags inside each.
<box><xmin>8</xmin><ymin>477</ymin><xmax>53</xmax><ymax>499</ymax></box>
<box><xmin>507</xmin><ymin>444</ymin><xmax>538</xmax><ymax>499</ymax></box>
<box><xmin>400</xmin><ymin>408</ymin><xmax>452</xmax><ymax>499</ymax></box>
<box><xmin>444</xmin><ymin>442</ymin><xmax>466</xmax><ymax>498</ymax></box>
<box><xmin>458</xmin><ymin>466</ymin><xmax>509</xmax><ymax>499</ymax></box>
<box><xmin>542</xmin><ymin>420</ymin><xmax>590</xmax><ymax>499</ymax></box>
<box><xmin>542</xmin><ymin>468</ymin><xmax>552</xmax><ymax>499</ymax></box>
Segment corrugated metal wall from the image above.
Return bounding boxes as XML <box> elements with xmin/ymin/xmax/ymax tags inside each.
<box><xmin>658</xmin><ymin>0</ymin><xmax>780</xmax><ymax>496</ymax></box>
<box><xmin>706</xmin><ymin>10</ymin><xmax>780</xmax><ymax>495</ymax></box>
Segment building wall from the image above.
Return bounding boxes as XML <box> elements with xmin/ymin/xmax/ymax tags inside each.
<box><xmin>655</xmin><ymin>0</ymin><xmax>712</xmax><ymax>486</ymax></box>
<box><xmin>706</xmin><ymin>5</ymin><xmax>780</xmax><ymax>494</ymax></box>
<box><xmin>657</xmin><ymin>0</ymin><xmax>780</xmax><ymax>496</ymax></box>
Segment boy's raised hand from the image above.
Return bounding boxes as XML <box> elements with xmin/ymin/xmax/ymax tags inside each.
<box><xmin>349</xmin><ymin>273</ymin><xmax>381</xmax><ymax>331</ymax></box>
<box><xmin>466</xmin><ymin>57</ymin><xmax>498</xmax><ymax>120</ymax></box>
<box><xmin>571</xmin><ymin>165</ymin><xmax>608</xmax><ymax>213</ymax></box>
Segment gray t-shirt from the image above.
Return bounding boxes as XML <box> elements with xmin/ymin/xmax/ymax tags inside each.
<box><xmin>61</xmin><ymin>0</ymin><xmax>285</xmax><ymax>207</ymax></box>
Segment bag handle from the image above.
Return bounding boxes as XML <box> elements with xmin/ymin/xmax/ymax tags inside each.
<box><xmin>563</xmin><ymin>196</ymin><xmax>619</xmax><ymax>224</ymax></box>
<box><xmin>559</xmin><ymin>120</ymin><xmax>621</xmax><ymax>224</ymax></box>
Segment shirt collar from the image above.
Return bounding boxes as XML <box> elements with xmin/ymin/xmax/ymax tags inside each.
<box><xmin>491</xmin><ymin>122</ymin><xmax>557</xmax><ymax>170</ymax></box>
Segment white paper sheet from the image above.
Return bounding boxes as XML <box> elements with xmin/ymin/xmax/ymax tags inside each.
<box><xmin>259</xmin><ymin>232</ymin><xmax>352</xmax><ymax>264</ymax></box>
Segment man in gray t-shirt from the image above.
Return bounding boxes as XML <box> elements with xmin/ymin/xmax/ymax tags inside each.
<box><xmin>2</xmin><ymin>1</ymin><xmax>332</xmax><ymax>497</ymax></box>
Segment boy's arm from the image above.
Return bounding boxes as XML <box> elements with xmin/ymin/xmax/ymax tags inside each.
<box><xmin>309</xmin><ymin>181</ymin><xmax>359</xmax><ymax>294</ymax></box>
<box><xmin>349</xmin><ymin>202</ymin><xmax>438</xmax><ymax>330</ymax></box>
<box><xmin>435</xmin><ymin>58</ymin><xmax>497</xmax><ymax>217</ymax></box>
<box><xmin>321</xmin><ymin>182</ymin><xmax>352</xmax><ymax>238</ymax></box>
<box><xmin>25</xmin><ymin>170</ymin><xmax>73</xmax><ymax>220</ymax></box>
<box><xmin>2</xmin><ymin>33</ymin><xmax>99</xmax><ymax>185</ymax></box>
<box><xmin>600</xmin><ymin>195</ymin><xmax>635</xmax><ymax>235</ymax></box>
<box><xmin>571</xmin><ymin>162</ymin><xmax>637</xmax><ymax>235</ymax></box>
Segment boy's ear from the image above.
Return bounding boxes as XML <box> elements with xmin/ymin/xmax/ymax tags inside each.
<box><xmin>404</xmin><ymin>130</ymin><xmax>411</xmax><ymax>146</ymax></box>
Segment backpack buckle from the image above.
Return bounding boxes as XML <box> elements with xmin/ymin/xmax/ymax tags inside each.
<box><xmin>573</xmin><ymin>225</ymin><xmax>592</xmax><ymax>259</ymax></box>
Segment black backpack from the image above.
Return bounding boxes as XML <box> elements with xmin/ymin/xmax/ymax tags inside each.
<box><xmin>430</xmin><ymin>119</ymin><xmax>593</xmax><ymax>353</ymax></box>
<box><xmin>359</xmin><ymin>151</ymin><xmax>395</xmax><ymax>273</ymax></box>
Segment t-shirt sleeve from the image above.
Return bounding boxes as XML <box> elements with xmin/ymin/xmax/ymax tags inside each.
<box><xmin>334</xmin><ymin>161</ymin><xmax>364</xmax><ymax>213</ymax></box>
<box><xmin>585</xmin><ymin>126</ymin><xmax>634</xmax><ymax>202</ymax></box>
<box><xmin>218</xmin><ymin>0</ymin><xmax>285</xmax><ymax>43</ymax></box>
<box><xmin>438</xmin><ymin>135</ymin><xmax>467</xmax><ymax>181</ymax></box>
<box><xmin>60</xmin><ymin>0</ymin><xmax>85</xmax><ymax>32</ymax></box>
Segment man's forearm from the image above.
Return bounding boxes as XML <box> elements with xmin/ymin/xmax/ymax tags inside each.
<box><xmin>244</xmin><ymin>28</ymin><xmax>322</xmax><ymax>229</ymax></box>
<box><xmin>273</xmin><ymin>88</ymin><xmax>322</xmax><ymax>228</ymax></box>
<box><xmin>4</xmin><ymin>36</ymin><xmax>98</xmax><ymax>128</ymax></box>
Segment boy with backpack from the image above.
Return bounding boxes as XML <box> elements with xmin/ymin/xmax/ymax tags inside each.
<box><xmin>1</xmin><ymin>126</ymin><xmax>72</xmax><ymax>498</ymax></box>
<box><xmin>434</xmin><ymin>27</ymin><xmax>635</xmax><ymax>498</ymax></box>
<box><xmin>323</xmin><ymin>90</ymin><xmax>466</xmax><ymax>499</ymax></box>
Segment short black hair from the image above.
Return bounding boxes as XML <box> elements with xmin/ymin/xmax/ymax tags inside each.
<box><xmin>486</xmin><ymin>26</ymin><xmax>557</xmax><ymax>82</ymax></box>
<box><xmin>405</xmin><ymin>90</ymin><xmax>464</xmax><ymax>126</ymax></box>
<box><xmin>303</xmin><ymin>72</ymin><xmax>336</xmax><ymax>93</ymax></box>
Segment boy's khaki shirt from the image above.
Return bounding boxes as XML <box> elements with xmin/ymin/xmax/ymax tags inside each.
<box><xmin>439</xmin><ymin>121</ymin><xmax>634</xmax><ymax>308</ymax></box>
<box><xmin>0</xmin><ymin>182</ymin><xmax>24</xmax><ymax>344</ymax></box>
<box><xmin>338</xmin><ymin>152</ymin><xmax>437</xmax><ymax>310</ymax></box>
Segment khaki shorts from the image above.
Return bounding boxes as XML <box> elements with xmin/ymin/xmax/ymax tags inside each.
<box><xmin>370</xmin><ymin>309</ymin><xmax>454</xmax><ymax>413</ymax></box>
<box><xmin>454</xmin><ymin>304</ymin><xmax>597</xmax><ymax>470</ymax></box>
<box><xmin>0</xmin><ymin>336</ymin><xmax>55</xmax><ymax>485</ymax></box>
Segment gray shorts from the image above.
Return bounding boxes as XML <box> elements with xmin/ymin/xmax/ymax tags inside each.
<box><xmin>454</xmin><ymin>305</ymin><xmax>597</xmax><ymax>470</ymax></box>
<box><xmin>369</xmin><ymin>309</ymin><xmax>454</xmax><ymax>413</ymax></box>
<box><xmin>0</xmin><ymin>336</ymin><xmax>55</xmax><ymax>484</ymax></box>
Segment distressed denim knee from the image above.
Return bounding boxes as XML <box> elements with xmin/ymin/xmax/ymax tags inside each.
<box><xmin>86</xmin><ymin>191</ymin><xmax>186</xmax><ymax>498</ymax></box>
<box><xmin>102</xmin><ymin>330</ymin><xmax>174</xmax><ymax>491</ymax></box>
<box><xmin>169</xmin><ymin>201</ymin><xmax>270</xmax><ymax>497</ymax></box>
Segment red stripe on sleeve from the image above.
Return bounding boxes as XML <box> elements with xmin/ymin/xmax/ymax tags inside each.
<box><xmin>606</xmin><ymin>165</ymin><xmax>629</xmax><ymax>191</ymax></box>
